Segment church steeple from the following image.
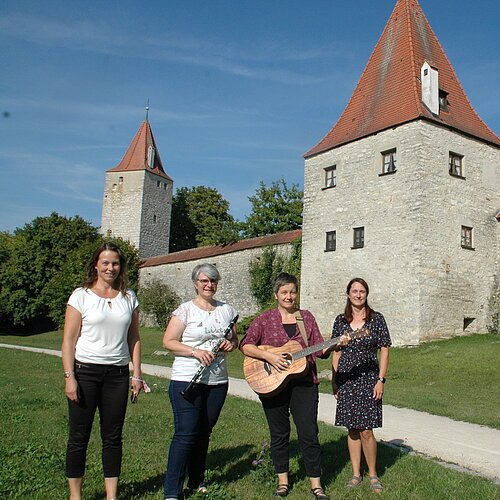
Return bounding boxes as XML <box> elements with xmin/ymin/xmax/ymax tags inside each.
<box><xmin>108</xmin><ymin>120</ymin><xmax>172</xmax><ymax>180</ymax></box>
<box><xmin>306</xmin><ymin>0</ymin><xmax>499</xmax><ymax>157</ymax></box>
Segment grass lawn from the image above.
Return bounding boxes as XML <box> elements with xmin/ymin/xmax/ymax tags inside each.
<box><xmin>2</xmin><ymin>330</ymin><xmax>499</xmax><ymax>429</ymax></box>
<box><xmin>0</xmin><ymin>348</ymin><xmax>498</xmax><ymax>499</ymax></box>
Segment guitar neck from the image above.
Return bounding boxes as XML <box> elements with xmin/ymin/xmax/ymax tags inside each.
<box><xmin>291</xmin><ymin>335</ymin><xmax>342</xmax><ymax>360</ymax></box>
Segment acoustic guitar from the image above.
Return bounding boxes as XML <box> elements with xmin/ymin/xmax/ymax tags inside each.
<box><xmin>243</xmin><ymin>328</ymin><xmax>369</xmax><ymax>396</ymax></box>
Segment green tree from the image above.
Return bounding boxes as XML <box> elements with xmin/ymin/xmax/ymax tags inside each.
<box><xmin>0</xmin><ymin>213</ymin><xmax>98</xmax><ymax>331</ymax></box>
<box><xmin>0</xmin><ymin>213</ymin><xmax>140</xmax><ymax>332</ymax></box>
<box><xmin>242</xmin><ymin>178</ymin><xmax>303</xmax><ymax>238</ymax></box>
<box><xmin>170</xmin><ymin>186</ymin><xmax>240</xmax><ymax>251</ymax></box>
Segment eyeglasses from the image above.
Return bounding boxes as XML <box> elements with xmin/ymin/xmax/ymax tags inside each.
<box><xmin>197</xmin><ymin>278</ymin><xmax>218</xmax><ymax>285</ymax></box>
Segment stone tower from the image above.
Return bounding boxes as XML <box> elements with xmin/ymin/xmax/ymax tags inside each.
<box><xmin>101</xmin><ymin>117</ymin><xmax>173</xmax><ymax>259</ymax></box>
<box><xmin>301</xmin><ymin>0</ymin><xmax>499</xmax><ymax>345</ymax></box>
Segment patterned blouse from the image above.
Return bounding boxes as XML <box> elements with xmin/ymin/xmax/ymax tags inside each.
<box><xmin>240</xmin><ymin>308</ymin><xmax>326</xmax><ymax>384</ymax></box>
<box><xmin>331</xmin><ymin>312</ymin><xmax>392</xmax><ymax>373</ymax></box>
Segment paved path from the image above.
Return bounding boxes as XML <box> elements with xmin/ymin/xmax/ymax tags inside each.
<box><xmin>2</xmin><ymin>344</ymin><xmax>499</xmax><ymax>483</ymax></box>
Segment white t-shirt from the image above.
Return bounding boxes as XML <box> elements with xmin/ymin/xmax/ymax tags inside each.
<box><xmin>171</xmin><ymin>300</ymin><xmax>238</xmax><ymax>385</ymax></box>
<box><xmin>68</xmin><ymin>287</ymin><xmax>139</xmax><ymax>365</ymax></box>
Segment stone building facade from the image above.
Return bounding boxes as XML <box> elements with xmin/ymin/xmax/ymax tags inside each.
<box><xmin>301</xmin><ymin>0</ymin><xmax>499</xmax><ymax>345</ymax></box>
<box><xmin>101</xmin><ymin>119</ymin><xmax>173</xmax><ymax>258</ymax></box>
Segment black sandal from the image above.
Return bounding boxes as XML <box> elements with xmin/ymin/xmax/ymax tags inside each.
<box><xmin>275</xmin><ymin>484</ymin><xmax>290</xmax><ymax>497</ymax></box>
<box><xmin>311</xmin><ymin>487</ymin><xmax>330</xmax><ymax>500</ymax></box>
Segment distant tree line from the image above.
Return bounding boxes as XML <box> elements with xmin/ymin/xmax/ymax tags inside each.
<box><xmin>169</xmin><ymin>178</ymin><xmax>302</xmax><ymax>252</ymax></box>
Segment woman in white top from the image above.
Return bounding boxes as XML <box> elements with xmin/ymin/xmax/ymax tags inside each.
<box><xmin>61</xmin><ymin>242</ymin><xmax>143</xmax><ymax>500</ymax></box>
<box><xmin>163</xmin><ymin>263</ymin><xmax>238</xmax><ymax>500</ymax></box>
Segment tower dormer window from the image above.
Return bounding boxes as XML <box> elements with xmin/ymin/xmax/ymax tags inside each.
<box><xmin>147</xmin><ymin>145</ymin><xmax>156</xmax><ymax>169</ymax></box>
<box><xmin>439</xmin><ymin>89</ymin><xmax>449</xmax><ymax>112</ymax></box>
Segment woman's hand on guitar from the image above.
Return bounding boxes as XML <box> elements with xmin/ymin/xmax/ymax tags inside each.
<box><xmin>338</xmin><ymin>334</ymin><xmax>350</xmax><ymax>348</ymax></box>
<box><xmin>267</xmin><ymin>352</ymin><xmax>291</xmax><ymax>372</ymax></box>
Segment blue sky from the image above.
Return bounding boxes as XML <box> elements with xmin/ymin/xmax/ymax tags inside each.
<box><xmin>1</xmin><ymin>0</ymin><xmax>498</xmax><ymax>233</ymax></box>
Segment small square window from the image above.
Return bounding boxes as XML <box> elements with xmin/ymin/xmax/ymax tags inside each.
<box><xmin>461</xmin><ymin>226</ymin><xmax>473</xmax><ymax>249</ymax></box>
<box><xmin>324</xmin><ymin>166</ymin><xmax>337</xmax><ymax>188</ymax></box>
<box><xmin>381</xmin><ymin>149</ymin><xmax>397</xmax><ymax>174</ymax></box>
<box><xmin>352</xmin><ymin>227</ymin><xmax>364</xmax><ymax>249</ymax></box>
<box><xmin>449</xmin><ymin>152</ymin><xmax>464</xmax><ymax>177</ymax></box>
<box><xmin>325</xmin><ymin>231</ymin><xmax>336</xmax><ymax>252</ymax></box>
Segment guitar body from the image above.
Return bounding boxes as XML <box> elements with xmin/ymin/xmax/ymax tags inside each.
<box><xmin>243</xmin><ymin>340</ymin><xmax>309</xmax><ymax>396</ymax></box>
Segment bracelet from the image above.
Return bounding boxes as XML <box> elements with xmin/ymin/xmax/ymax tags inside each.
<box><xmin>191</xmin><ymin>348</ymin><xmax>196</xmax><ymax>357</ymax></box>
<box><xmin>64</xmin><ymin>371</ymin><xmax>73</xmax><ymax>378</ymax></box>
<box><xmin>131</xmin><ymin>376</ymin><xmax>143</xmax><ymax>382</ymax></box>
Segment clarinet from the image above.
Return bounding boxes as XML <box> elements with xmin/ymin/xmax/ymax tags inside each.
<box><xmin>181</xmin><ymin>314</ymin><xmax>239</xmax><ymax>399</ymax></box>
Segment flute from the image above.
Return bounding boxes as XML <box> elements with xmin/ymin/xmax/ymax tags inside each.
<box><xmin>181</xmin><ymin>314</ymin><xmax>239</xmax><ymax>399</ymax></box>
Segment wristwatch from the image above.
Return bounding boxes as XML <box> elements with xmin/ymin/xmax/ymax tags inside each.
<box><xmin>377</xmin><ymin>377</ymin><xmax>386</xmax><ymax>383</ymax></box>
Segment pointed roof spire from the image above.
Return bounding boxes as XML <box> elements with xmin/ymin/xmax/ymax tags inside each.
<box><xmin>306</xmin><ymin>0</ymin><xmax>499</xmax><ymax>157</ymax></box>
<box><xmin>108</xmin><ymin>119</ymin><xmax>172</xmax><ymax>180</ymax></box>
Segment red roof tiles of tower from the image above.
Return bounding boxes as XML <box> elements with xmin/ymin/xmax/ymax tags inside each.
<box><xmin>108</xmin><ymin>120</ymin><xmax>172</xmax><ymax>180</ymax></box>
<box><xmin>305</xmin><ymin>0</ymin><xmax>499</xmax><ymax>158</ymax></box>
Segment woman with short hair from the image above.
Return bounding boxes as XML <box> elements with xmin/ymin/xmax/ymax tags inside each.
<box><xmin>240</xmin><ymin>272</ymin><xmax>331</xmax><ymax>500</ymax></box>
<box><xmin>163</xmin><ymin>263</ymin><xmax>238</xmax><ymax>499</ymax></box>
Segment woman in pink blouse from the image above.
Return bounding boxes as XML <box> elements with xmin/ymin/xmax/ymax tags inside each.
<box><xmin>240</xmin><ymin>272</ymin><xmax>331</xmax><ymax>500</ymax></box>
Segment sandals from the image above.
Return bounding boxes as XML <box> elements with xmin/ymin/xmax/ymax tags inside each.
<box><xmin>275</xmin><ymin>484</ymin><xmax>290</xmax><ymax>497</ymax></box>
<box><xmin>311</xmin><ymin>487</ymin><xmax>330</xmax><ymax>500</ymax></box>
<box><xmin>369</xmin><ymin>476</ymin><xmax>383</xmax><ymax>493</ymax></box>
<box><xmin>346</xmin><ymin>475</ymin><xmax>362</xmax><ymax>489</ymax></box>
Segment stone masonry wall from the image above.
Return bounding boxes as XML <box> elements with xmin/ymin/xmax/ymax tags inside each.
<box><xmin>101</xmin><ymin>170</ymin><xmax>173</xmax><ymax>259</ymax></box>
<box><xmin>301</xmin><ymin>120</ymin><xmax>499</xmax><ymax>346</ymax></box>
<box><xmin>139</xmin><ymin>172</ymin><xmax>172</xmax><ymax>258</ymax></box>
<box><xmin>140</xmin><ymin>243</ymin><xmax>293</xmax><ymax>326</ymax></box>
<box><xmin>101</xmin><ymin>170</ymin><xmax>145</xmax><ymax>249</ymax></box>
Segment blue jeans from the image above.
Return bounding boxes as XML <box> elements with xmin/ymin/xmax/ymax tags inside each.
<box><xmin>65</xmin><ymin>361</ymin><xmax>129</xmax><ymax>478</ymax></box>
<box><xmin>163</xmin><ymin>381</ymin><xmax>228</xmax><ymax>499</ymax></box>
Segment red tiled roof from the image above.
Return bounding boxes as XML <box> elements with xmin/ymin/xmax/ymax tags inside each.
<box><xmin>305</xmin><ymin>0</ymin><xmax>499</xmax><ymax>157</ymax></box>
<box><xmin>140</xmin><ymin>229</ymin><xmax>302</xmax><ymax>268</ymax></box>
<box><xmin>108</xmin><ymin>121</ymin><xmax>172</xmax><ymax>180</ymax></box>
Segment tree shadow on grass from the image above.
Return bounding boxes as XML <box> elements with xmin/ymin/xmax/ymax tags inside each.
<box><xmin>286</xmin><ymin>433</ymin><xmax>405</xmax><ymax>488</ymax></box>
<box><xmin>204</xmin><ymin>443</ymin><xmax>255</xmax><ymax>484</ymax></box>
<box><xmin>86</xmin><ymin>473</ymin><xmax>165</xmax><ymax>500</ymax></box>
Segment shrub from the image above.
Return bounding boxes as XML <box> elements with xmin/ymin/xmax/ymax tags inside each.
<box><xmin>138</xmin><ymin>280</ymin><xmax>181</xmax><ymax>328</ymax></box>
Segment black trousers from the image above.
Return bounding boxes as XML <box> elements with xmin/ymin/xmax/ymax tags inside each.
<box><xmin>65</xmin><ymin>361</ymin><xmax>129</xmax><ymax>478</ymax></box>
<box><xmin>260</xmin><ymin>379</ymin><xmax>321</xmax><ymax>477</ymax></box>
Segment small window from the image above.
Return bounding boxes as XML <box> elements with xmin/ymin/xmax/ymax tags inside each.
<box><xmin>439</xmin><ymin>89</ymin><xmax>449</xmax><ymax>112</ymax></box>
<box><xmin>153</xmin><ymin>214</ymin><xmax>157</xmax><ymax>223</ymax></box>
<box><xmin>163</xmin><ymin>183</ymin><xmax>167</xmax><ymax>190</ymax></box>
<box><xmin>381</xmin><ymin>149</ymin><xmax>397</xmax><ymax>174</ymax></box>
<box><xmin>147</xmin><ymin>145</ymin><xmax>156</xmax><ymax>169</ymax></box>
<box><xmin>461</xmin><ymin>226</ymin><xmax>473</xmax><ymax>249</ymax></box>
<box><xmin>449</xmin><ymin>152</ymin><xmax>464</xmax><ymax>177</ymax></box>
<box><xmin>119</xmin><ymin>176</ymin><xmax>123</xmax><ymax>184</ymax></box>
<box><xmin>352</xmin><ymin>227</ymin><xmax>364</xmax><ymax>249</ymax></box>
<box><xmin>157</xmin><ymin>180</ymin><xmax>161</xmax><ymax>187</ymax></box>
<box><xmin>324</xmin><ymin>166</ymin><xmax>337</xmax><ymax>188</ymax></box>
<box><xmin>325</xmin><ymin>231</ymin><xmax>336</xmax><ymax>252</ymax></box>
